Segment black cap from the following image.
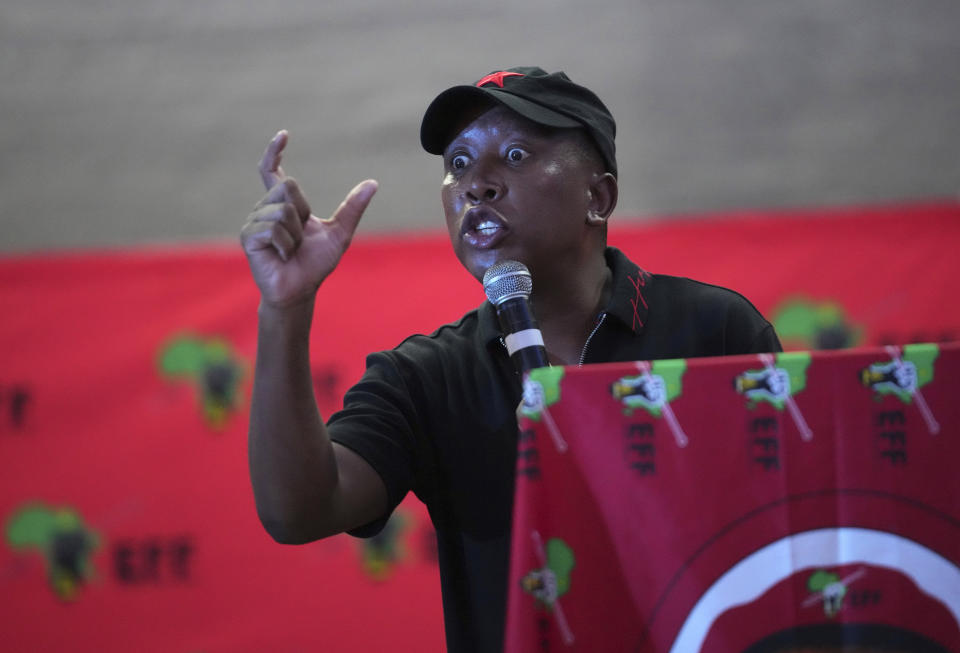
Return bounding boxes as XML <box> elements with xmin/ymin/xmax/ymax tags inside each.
<box><xmin>420</xmin><ymin>66</ymin><xmax>617</xmax><ymax>177</ymax></box>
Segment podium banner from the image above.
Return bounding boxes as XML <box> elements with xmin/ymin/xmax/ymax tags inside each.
<box><xmin>507</xmin><ymin>344</ymin><xmax>960</xmax><ymax>653</ymax></box>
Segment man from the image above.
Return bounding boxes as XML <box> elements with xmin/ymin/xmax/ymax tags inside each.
<box><xmin>241</xmin><ymin>66</ymin><xmax>781</xmax><ymax>652</ymax></box>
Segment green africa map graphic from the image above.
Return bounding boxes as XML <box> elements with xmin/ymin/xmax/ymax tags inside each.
<box><xmin>520</xmin><ymin>367</ymin><xmax>567</xmax><ymax>421</ymax></box>
<box><xmin>5</xmin><ymin>502</ymin><xmax>100</xmax><ymax>600</ymax></box>
<box><xmin>522</xmin><ymin>537</ymin><xmax>576</xmax><ymax>609</ymax></box>
<box><xmin>735</xmin><ymin>352</ymin><xmax>811</xmax><ymax>410</ymax></box>
<box><xmin>861</xmin><ymin>343</ymin><xmax>939</xmax><ymax>403</ymax></box>
<box><xmin>159</xmin><ymin>334</ymin><xmax>247</xmax><ymax>428</ymax></box>
<box><xmin>612</xmin><ymin>359</ymin><xmax>687</xmax><ymax>417</ymax></box>
<box><xmin>772</xmin><ymin>297</ymin><xmax>863</xmax><ymax>350</ymax></box>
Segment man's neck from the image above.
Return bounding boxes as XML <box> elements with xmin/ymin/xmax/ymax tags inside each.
<box><xmin>532</xmin><ymin>252</ymin><xmax>612</xmax><ymax>366</ymax></box>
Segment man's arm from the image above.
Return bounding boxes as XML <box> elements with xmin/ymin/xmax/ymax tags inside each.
<box><xmin>241</xmin><ymin>131</ymin><xmax>387</xmax><ymax>544</ymax></box>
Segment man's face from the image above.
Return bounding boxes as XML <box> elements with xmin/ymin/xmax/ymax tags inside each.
<box><xmin>441</xmin><ymin>105</ymin><xmax>601</xmax><ymax>284</ymax></box>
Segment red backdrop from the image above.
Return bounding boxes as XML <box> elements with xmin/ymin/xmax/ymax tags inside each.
<box><xmin>1</xmin><ymin>200</ymin><xmax>957</xmax><ymax>651</ymax></box>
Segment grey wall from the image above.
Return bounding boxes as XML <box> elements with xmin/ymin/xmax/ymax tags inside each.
<box><xmin>2</xmin><ymin>0</ymin><xmax>958</xmax><ymax>253</ymax></box>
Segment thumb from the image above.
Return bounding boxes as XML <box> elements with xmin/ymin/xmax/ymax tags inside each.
<box><xmin>327</xmin><ymin>179</ymin><xmax>379</xmax><ymax>241</ymax></box>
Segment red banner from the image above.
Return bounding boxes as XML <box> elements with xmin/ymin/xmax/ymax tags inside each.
<box><xmin>1</xmin><ymin>200</ymin><xmax>958</xmax><ymax>651</ymax></box>
<box><xmin>508</xmin><ymin>345</ymin><xmax>960</xmax><ymax>652</ymax></box>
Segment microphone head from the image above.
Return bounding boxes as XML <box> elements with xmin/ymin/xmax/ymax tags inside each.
<box><xmin>483</xmin><ymin>260</ymin><xmax>533</xmax><ymax>306</ymax></box>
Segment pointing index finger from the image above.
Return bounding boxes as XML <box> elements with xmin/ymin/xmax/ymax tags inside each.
<box><xmin>259</xmin><ymin>129</ymin><xmax>288</xmax><ymax>190</ymax></box>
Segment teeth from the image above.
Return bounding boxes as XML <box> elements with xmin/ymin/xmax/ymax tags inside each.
<box><xmin>475</xmin><ymin>220</ymin><xmax>499</xmax><ymax>234</ymax></box>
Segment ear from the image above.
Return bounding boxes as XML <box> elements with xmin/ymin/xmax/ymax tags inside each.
<box><xmin>585</xmin><ymin>172</ymin><xmax>618</xmax><ymax>226</ymax></box>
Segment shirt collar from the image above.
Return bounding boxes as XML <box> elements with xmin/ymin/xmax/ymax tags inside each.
<box><xmin>478</xmin><ymin>246</ymin><xmax>652</xmax><ymax>346</ymax></box>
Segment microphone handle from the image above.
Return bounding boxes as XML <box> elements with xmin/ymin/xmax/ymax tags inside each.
<box><xmin>496</xmin><ymin>297</ymin><xmax>549</xmax><ymax>374</ymax></box>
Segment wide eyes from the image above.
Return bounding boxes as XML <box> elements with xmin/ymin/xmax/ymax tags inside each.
<box><xmin>449</xmin><ymin>147</ymin><xmax>530</xmax><ymax>171</ymax></box>
<box><xmin>506</xmin><ymin>147</ymin><xmax>529</xmax><ymax>162</ymax></box>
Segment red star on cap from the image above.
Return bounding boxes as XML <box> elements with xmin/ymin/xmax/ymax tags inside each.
<box><xmin>475</xmin><ymin>71</ymin><xmax>524</xmax><ymax>88</ymax></box>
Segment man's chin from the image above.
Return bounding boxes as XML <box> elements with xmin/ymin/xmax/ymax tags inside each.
<box><xmin>462</xmin><ymin>250</ymin><xmax>501</xmax><ymax>283</ymax></box>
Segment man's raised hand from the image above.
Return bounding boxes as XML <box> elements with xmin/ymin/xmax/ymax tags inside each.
<box><xmin>241</xmin><ymin>130</ymin><xmax>378</xmax><ymax>308</ymax></box>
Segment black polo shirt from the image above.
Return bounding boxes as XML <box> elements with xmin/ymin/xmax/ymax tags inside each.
<box><xmin>327</xmin><ymin>247</ymin><xmax>781</xmax><ymax>653</ymax></box>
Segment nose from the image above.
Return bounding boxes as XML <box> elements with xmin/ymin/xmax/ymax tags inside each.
<box><xmin>463</xmin><ymin>160</ymin><xmax>502</xmax><ymax>204</ymax></box>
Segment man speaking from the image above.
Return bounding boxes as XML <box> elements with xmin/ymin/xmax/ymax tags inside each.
<box><xmin>241</xmin><ymin>66</ymin><xmax>781</xmax><ymax>652</ymax></box>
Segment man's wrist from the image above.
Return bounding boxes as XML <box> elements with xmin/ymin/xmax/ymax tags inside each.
<box><xmin>258</xmin><ymin>296</ymin><xmax>316</xmax><ymax>330</ymax></box>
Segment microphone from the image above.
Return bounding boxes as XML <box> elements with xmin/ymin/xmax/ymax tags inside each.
<box><xmin>483</xmin><ymin>260</ymin><xmax>549</xmax><ymax>375</ymax></box>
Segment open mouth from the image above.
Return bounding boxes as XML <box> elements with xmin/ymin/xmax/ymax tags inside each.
<box><xmin>460</xmin><ymin>206</ymin><xmax>508</xmax><ymax>247</ymax></box>
<box><xmin>474</xmin><ymin>220</ymin><xmax>501</xmax><ymax>236</ymax></box>
<box><xmin>462</xmin><ymin>207</ymin><xmax>509</xmax><ymax>248</ymax></box>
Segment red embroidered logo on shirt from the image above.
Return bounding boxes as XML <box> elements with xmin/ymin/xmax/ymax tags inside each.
<box><xmin>628</xmin><ymin>271</ymin><xmax>649</xmax><ymax>331</ymax></box>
